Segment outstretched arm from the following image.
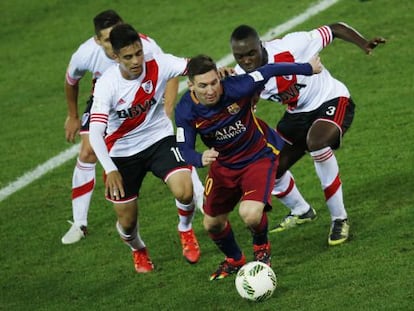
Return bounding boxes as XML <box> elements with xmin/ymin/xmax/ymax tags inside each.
<box><xmin>329</xmin><ymin>22</ymin><xmax>386</xmax><ymax>55</ymax></box>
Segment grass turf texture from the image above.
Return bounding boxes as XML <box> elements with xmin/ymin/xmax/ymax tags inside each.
<box><xmin>1</xmin><ymin>0</ymin><xmax>413</xmax><ymax>310</ymax></box>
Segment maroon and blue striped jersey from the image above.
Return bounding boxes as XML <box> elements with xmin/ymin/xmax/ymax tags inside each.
<box><xmin>175</xmin><ymin>62</ymin><xmax>313</xmax><ymax>169</ymax></box>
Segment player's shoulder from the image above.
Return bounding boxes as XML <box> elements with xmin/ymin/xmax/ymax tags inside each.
<box><xmin>74</xmin><ymin>37</ymin><xmax>100</xmax><ymax>54</ymax></box>
<box><xmin>265</xmin><ymin>31</ymin><xmax>311</xmax><ymax>55</ymax></box>
<box><xmin>176</xmin><ymin>91</ymin><xmax>197</xmax><ymax>114</ymax></box>
<box><xmin>139</xmin><ymin>32</ymin><xmax>155</xmax><ymax>44</ymax></box>
<box><xmin>95</xmin><ymin>64</ymin><xmax>119</xmax><ymax>85</ymax></box>
<box><xmin>139</xmin><ymin>32</ymin><xmax>163</xmax><ymax>55</ymax></box>
<box><xmin>176</xmin><ymin>91</ymin><xmax>193</xmax><ymax>107</ymax></box>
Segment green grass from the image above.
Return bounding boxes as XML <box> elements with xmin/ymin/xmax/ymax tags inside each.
<box><xmin>1</xmin><ymin>0</ymin><xmax>413</xmax><ymax>310</ymax></box>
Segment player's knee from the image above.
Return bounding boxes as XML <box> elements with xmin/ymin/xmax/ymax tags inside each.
<box><xmin>78</xmin><ymin>146</ymin><xmax>97</xmax><ymax>163</ymax></box>
<box><xmin>307</xmin><ymin>138</ymin><xmax>335</xmax><ymax>152</ymax></box>
<box><xmin>239</xmin><ymin>205</ymin><xmax>262</xmax><ymax>227</ymax></box>
<box><xmin>203</xmin><ymin>218</ymin><xmax>224</xmax><ymax>234</ymax></box>
<box><xmin>174</xmin><ymin>186</ymin><xmax>193</xmax><ymax>205</ymax></box>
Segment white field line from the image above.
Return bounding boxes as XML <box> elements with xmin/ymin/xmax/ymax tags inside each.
<box><xmin>0</xmin><ymin>0</ymin><xmax>339</xmax><ymax>202</ymax></box>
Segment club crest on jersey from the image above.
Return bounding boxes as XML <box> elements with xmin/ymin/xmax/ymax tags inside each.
<box><xmin>283</xmin><ymin>75</ymin><xmax>293</xmax><ymax>81</ymax></box>
<box><xmin>227</xmin><ymin>103</ymin><xmax>240</xmax><ymax>115</ymax></box>
<box><xmin>142</xmin><ymin>80</ymin><xmax>153</xmax><ymax>94</ymax></box>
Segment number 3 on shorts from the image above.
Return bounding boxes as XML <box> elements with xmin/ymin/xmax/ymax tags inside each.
<box><xmin>325</xmin><ymin>105</ymin><xmax>336</xmax><ymax>116</ymax></box>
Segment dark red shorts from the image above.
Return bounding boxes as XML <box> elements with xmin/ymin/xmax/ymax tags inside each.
<box><xmin>203</xmin><ymin>157</ymin><xmax>277</xmax><ymax>217</ymax></box>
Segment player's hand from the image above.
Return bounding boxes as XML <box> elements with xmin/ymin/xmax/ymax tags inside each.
<box><xmin>202</xmin><ymin>148</ymin><xmax>219</xmax><ymax>166</ymax></box>
<box><xmin>64</xmin><ymin>116</ymin><xmax>81</xmax><ymax>143</ymax></box>
<box><xmin>105</xmin><ymin>170</ymin><xmax>125</xmax><ymax>200</ymax></box>
<box><xmin>364</xmin><ymin>37</ymin><xmax>386</xmax><ymax>55</ymax></box>
<box><xmin>217</xmin><ymin>67</ymin><xmax>236</xmax><ymax>79</ymax></box>
<box><xmin>309</xmin><ymin>54</ymin><xmax>322</xmax><ymax>74</ymax></box>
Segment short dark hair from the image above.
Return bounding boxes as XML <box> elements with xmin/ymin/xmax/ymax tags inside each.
<box><xmin>230</xmin><ymin>24</ymin><xmax>260</xmax><ymax>41</ymax></box>
<box><xmin>109</xmin><ymin>24</ymin><xmax>141</xmax><ymax>53</ymax></box>
<box><xmin>187</xmin><ymin>55</ymin><xmax>217</xmax><ymax>81</ymax></box>
<box><xmin>93</xmin><ymin>10</ymin><xmax>123</xmax><ymax>36</ymax></box>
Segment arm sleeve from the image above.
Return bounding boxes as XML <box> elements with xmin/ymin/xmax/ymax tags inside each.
<box><xmin>175</xmin><ymin>107</ymin><xmax>203</xmax><ymax>168</ymax></box>
<box><xmin>89</xmin><ymin>122</ymin><xmax>118</xmax><ymax>174</ymax></box>
<box><xmin>224</xmin><ymin>62</ymin><xmax>313</xmax><ymax>99</ymax></box>
<box><xmin>257</xmin><ymin>62</ymin><xmax>313</xmax><ymax>79</ymax></box>
<box><xmin>89</xmin><ymin>79</ymin><xmax>118</xmax><ymax>174</ymax></box>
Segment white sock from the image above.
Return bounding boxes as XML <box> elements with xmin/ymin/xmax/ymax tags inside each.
<box><xmin>272</xmin><ymin>171</ymin><xmax>310</xmax><ymax>215</ymax></box>
<box><xmin>176</xmin><ymin>199</ymin><xmax>195</xmax><ymax>232</ymax></box>
<box><xmin>191</xmin><ymin>166</ymin><xmax>204</xmax><ymax>197</ymax></box>
<box><xmin>310</xmin><ymin>147</ymin><xmax>347</xmax><ymax>221</ymax></box>
<box><xmin>72</xmin><ymin>158</ymin><xmax>96</xmax><ymax>227</ymax></box>
<box><xmin>191</xmin><ymin>166</ymin><xmax>205</xmax><ymax>211</ymax></box>
<box><xmin>116</xmin><ymin>222</ymin><xmax>146</xmax><ymax>251</ymax></box>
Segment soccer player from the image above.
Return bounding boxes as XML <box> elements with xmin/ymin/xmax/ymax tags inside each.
<box><xmin>230</xmin><ymin>23</ymin><xmax>386</xmax><ymax>245</ymax></box>
<box><xmin>62</xmin><ymin>10</ymin><xmax>204</xmax><ymax>244</ymax></box>
<box><xmin>175</xmin><ymin>55</ymin><xmax>321</xmax><ymax>280</ymax></box>
<box><xmin>89</xmin><ymin>23</ymin><xmax>201</xmax><ymax>272</ymax></box>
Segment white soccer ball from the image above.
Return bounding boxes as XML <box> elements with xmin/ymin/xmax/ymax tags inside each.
<box><xmin>235</xmin><ymin>261</ymin><xmax>277</xmax><ymax>302</ymax></box>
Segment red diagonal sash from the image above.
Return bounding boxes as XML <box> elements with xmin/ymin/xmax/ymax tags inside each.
<box><xmin>105</xmin><ymin>59</ymin><xmax>159</xmax><ymax>151</ymax></box>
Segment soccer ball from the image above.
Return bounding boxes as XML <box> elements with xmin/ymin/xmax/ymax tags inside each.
<box><xmin>235</xmin><ymin>261</ymin><xmax>277</xmax><ymax>302</ymax></box>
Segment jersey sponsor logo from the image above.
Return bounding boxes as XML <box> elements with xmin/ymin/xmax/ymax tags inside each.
<box><xmin>214</xmin><ymin>120</ymin><xmax>246</xmax><ymax>141</ymax></box>
<box><xmin>227</xmin><ymin>103</ymin><xmax>241</xmax><ymax>115</ymax></box>
<box><xmin>116</xmin><ymin>98</ymin><xmax>156</xmax><ymax>119</ymax></box>
<box><xmin>142</xmin><ymin>80</ymin><xmax>153</xmax><ymax>94</ymax></box>
<box><xmin>267</xmin><ymin>83</ymin><xmax>306</xmax><ymax>106</ymax></box>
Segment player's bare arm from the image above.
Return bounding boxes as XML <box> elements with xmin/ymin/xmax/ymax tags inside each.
<box><xmin>329</xmin><ymin>22</ymin><xmax>386</xmax><ymax>55</ymax></box>
<box><xmin>163</xmin><ymin>77</ymin><xmax>179</xmax><ymax>119</ymax></box>
<box><xmin>64</xmin><ymin>80</ymin><xmax>81</xmax><ymax>143</ymax></box>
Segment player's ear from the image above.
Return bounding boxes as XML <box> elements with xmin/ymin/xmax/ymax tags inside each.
<box><xmin>187</xmin><ymin>80</ymin><xmax>194</xmax><ymax>91</ymax></box>
<box><xmin>94</xmin><ymin>35</ymin><xmax>101</xmax><ymax>46</ymax></box>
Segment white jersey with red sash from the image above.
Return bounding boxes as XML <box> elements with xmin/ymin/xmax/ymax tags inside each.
<box><xmin>235</xmin><ymin>26</ymin><xmax>350</xmax><ymax>113</ymax></box>
<box><xmin>90</xmin><ymin>53</ymin><xmax>187</xmax><ymax>158</ymax></box>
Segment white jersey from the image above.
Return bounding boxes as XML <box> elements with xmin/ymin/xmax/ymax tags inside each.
<box><xmin>66</xmin><ymin>33</ymin><xmax>163</xmax><ymax>86</ymax></box>
<box><xmin>90</xmin><ymin>53</ymin><xmax>187</xmax><ymax>171</ymax></box>
<box><xmin>235</xmin><ymin>26</ymin><xmax>350</xmax><ymax>113</ymax></box>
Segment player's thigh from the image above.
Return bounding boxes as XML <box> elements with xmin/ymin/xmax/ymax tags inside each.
<box><xmin>240</xmin><ymin>157</ymin><xmax>277</xmax><ymax>203</ymax></box>
<box><xmin>111</xmin><ymin>155</ymin><xmax>147</xmax><ymax>200</ymax></box>
<box><xmin>166</xmin><ymin>170</ymin><xmax>193</xmax><ymax>203</ymax></box>
<box><xmin>276</xmin><ymin>143</ymin><xmax>306</xmax><ymax>178</ymax></box>
<box><xmin>203</xmin><ymin>164</ymin><xmax>242</xmax><ymax>217</ymax></box>
<box><xmin>149</xmin><ymin>136</ymin><xmax>193</xmax><ymax>202</ymax></box>
<box><xmin>308</xmin><ymin>97</ymin><xmax>355</xmax><ymax>150</ymax></box>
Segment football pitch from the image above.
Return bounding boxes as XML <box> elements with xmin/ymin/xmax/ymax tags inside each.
<box><xmin>1</xmin><ymin>0</ymin><xmax>413</xmax><ymax>310</ymax></box>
